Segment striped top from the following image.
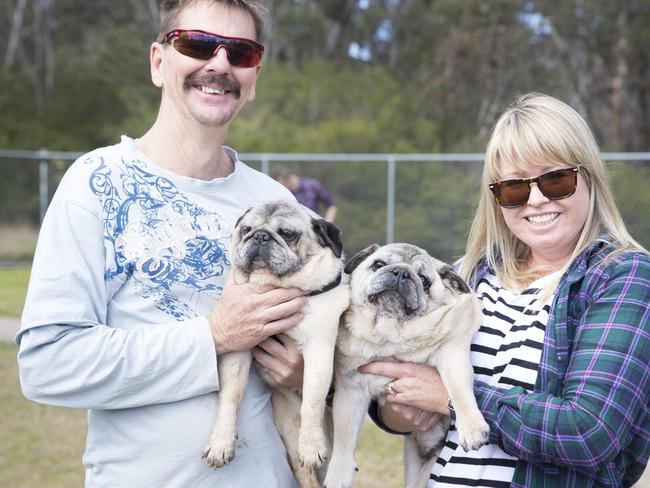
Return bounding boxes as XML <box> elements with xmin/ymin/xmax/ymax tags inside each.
<box><xmin>429</xmin><ymin>271</ymin><xmax>559</xmax><ymax>487</ymax></box>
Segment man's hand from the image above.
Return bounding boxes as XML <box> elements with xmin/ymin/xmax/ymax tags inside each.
<box><xmin>253</xmin><ymin>333</ymin><xmax>304</xmax><ymax>390</ymax></box>
<box><xmin>208</xmin><ymin>273</ymin><xmax>306</xmax><ymax>355</ymax></box>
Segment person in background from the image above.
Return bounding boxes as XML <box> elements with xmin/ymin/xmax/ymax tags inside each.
<box><xmin>15</xmin><ymin>1</ymin><xmax>306</xmax><ymax>487</ymax></box>
<box><xmin>360</xmin><ymin>93</ymin><xmax>650</xmax><ymax>487</ymax></box>
<box><xmin>273</xmin><ymin>166</ymin><xmax>338</xmax><ymax>222</ymax></box>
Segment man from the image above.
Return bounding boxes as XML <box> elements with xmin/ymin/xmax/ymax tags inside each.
<box><xmin>273</xmin><ymin>166</ymin><xmax>338</xmax><ymax>222</ymax></box>
<box><xmin>16</xmin><ymin>1</ymin><xmax>304</xmax><ymax>486</ymax></box>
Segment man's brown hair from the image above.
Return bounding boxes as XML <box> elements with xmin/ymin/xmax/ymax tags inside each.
<box><xmin>159</xmin><ymin>0</ymin><xmax>268</xmax><ymax>41</ymax></box>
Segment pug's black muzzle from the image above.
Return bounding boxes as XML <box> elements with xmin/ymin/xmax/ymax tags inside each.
<box><xmin>241</xmin><ymin>230</ymin><xmax>274</xmax><ymax>270</ymax></box>
<box><xmin>368</xmin><ymin>265</ymin><xmax>423</xmax><ymax>317</ymax></box>
<box><xmin>238</xmin><ymin>229</ymin><xmax>302</xmax><ymax>276</ymax></box>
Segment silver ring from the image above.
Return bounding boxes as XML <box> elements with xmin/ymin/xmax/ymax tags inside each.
<box><xmin>385</xmin><ymin>382</ymin><xmax>397</xmax><ymax>396</ymax></box>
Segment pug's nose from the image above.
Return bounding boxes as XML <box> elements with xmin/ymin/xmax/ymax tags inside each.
<box><xmin>392</xmin><ymin>268</ymin><xmax>410</xmax><ymax>281</ymax></box>
<box><xmin>253</xmin><ymin>230</ymin><xmax>271</xmax><ymax>245</ymax></box>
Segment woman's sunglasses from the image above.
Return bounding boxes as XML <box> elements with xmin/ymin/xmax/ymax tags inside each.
<box><xmin>161</xmin><ymin>29</ymin><xmax>264</xmax><ymax>68</ymax></box>
<box><xmin>489</xmin><ymin>166</ymin><xmax>581</xmax><ymax>208</ymax></box>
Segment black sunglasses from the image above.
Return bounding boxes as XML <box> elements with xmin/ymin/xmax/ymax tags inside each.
<box><xmin>489</xmin><ymin>166</ymin><xmax>581</xmax><ymax>208</ymax></box>
<box><xmin>161</xmin><ymin>29</ymin><xmax>264</xmax><ymax>67</ymax></box>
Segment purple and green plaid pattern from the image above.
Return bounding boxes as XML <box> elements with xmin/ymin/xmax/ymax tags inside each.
<box><xmin>471</xmin><ymin>237</ymin><xmax>650</xmax><ymax>487</ymax></box>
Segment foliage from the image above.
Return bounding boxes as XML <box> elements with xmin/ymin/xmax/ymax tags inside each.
<box><xmin>1</xmin><ymin>0</ymin><xmax>650</xmax><ymax>254</ymax></box>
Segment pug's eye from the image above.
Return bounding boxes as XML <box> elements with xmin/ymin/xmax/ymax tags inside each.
<box><xmin>279</xmin><ymin>229</ymin><xmax>298</xmax><ymax>243</ymax></box>
<box><xmin>240</xmin><ymin>225</ymin><xmax>252</xmax><ymax>236</ymax></box>
<box><xmin>419</xmin><ymin>274</ymin><xmax>431</xmax><ymax>290</ymax></box>
<box><xmin>371</xmin><ymin>260</ymin><xmax>386</xmax><ymax>271</ymax></box>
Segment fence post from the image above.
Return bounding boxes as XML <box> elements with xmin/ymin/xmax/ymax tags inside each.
<box><xmin>386</xmin><ymin>155</ymin><xmax>396</xmax><ymax>244</ymax></box>
<box><xmin>38</xmin><ymin>149</ymin><xmax>49</xmax><ymax>224</ymax></box>
<box><xmin>261</xmin><ymin>155</ymin><xmax>269</xmax><ymax>175</ymax></box>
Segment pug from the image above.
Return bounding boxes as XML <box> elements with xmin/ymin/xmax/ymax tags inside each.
<box><xmin>323</xmin><ymin>243</ymin><xmax>489</xmax><ymax>488</ymax></box>
<box><xmin>202</xmin><ymin>199</ymin><xmax>349</xmax><ymax>488</ymax></box>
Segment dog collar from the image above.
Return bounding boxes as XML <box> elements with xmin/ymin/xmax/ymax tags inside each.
<box><xmin>307</xmin><ymin>272</ymin><xmax>342</xmax><ymax>297</ymax></box>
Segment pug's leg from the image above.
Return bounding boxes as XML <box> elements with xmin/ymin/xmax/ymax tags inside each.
<box><xmin>297</xmin><ymin>327</ymin><xmax>338</xmax><ymax>469</ymax></box>
<box><xmin>271</xmin><ymin>388</ymin><xmax>321</xmax><ymax>488</ymax></box>
<box><xmin>404</xmin><ymin>434</ymin><xmax>424</xmax><ymax>487</ymax></box>
<box><xmin>436</xmin><ymin>343</ymin><xmax>489</xmax><ymax>452</ymax></box>
<box><xmin>323</xmin><ymin>384</ymin><xmax>371</xmax><ymax>488</ymax></box>
<box><xmin>202</xmin><ymin>350</ymin><xmax>252</xmax><ymax>468</ymax></box>
<box><xmin>405</xmin><ymin>422</ymin><xmax>449</xmax><ymax>488</ymax></box>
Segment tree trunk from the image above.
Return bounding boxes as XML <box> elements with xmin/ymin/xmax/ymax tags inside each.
<box><xmin>3</xmin><ymin>0</ymin><xmax>29</xmax><ymax>71</ymax></box>
<box><xmin>609</xmin><ymin>1</ymin><xmax>629</xmax><ymax>150</ymax></box>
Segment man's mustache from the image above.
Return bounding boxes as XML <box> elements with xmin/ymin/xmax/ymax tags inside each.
<box><xmin>184</xmin><ymin>74</ymin><xmax>241</xmax><ymax>98</ymax></box>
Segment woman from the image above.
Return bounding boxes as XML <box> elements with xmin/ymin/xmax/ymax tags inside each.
<box><xmin>360</xmin><ymin>93</ymin><xmax>650</xmax><ymax>487</ymax></box>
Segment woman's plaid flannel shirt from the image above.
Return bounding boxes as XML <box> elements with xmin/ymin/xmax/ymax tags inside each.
<box><xmin>471</xmin><ymin>236</ymin><xmax>650</xmax><ymax>487</ymax></box>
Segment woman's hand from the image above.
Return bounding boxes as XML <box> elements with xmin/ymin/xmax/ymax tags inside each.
<box><xmin>378</xmin><ymin>402</ymin><xmax>442</xmax><ymax>433</ymax></box>
<box><xmin>359</xmin><ymin>361</ymin><xmax>450</xmax><ymax>433</ymax></box>
<box><xmin>253</xmin><ymin>333</ymin><xmax>304</xmax><ymax>390</ymax></box>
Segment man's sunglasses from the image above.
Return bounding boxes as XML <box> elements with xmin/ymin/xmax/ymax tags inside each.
<box><xmin>161</xmin><ymin>29</ymin><xmax>264</xmax><ymax>67</ymax></box>
<box><xmin>489</xmin><ymin>166</ymin><xmax>581</xmax><ymax>208</ymax></box>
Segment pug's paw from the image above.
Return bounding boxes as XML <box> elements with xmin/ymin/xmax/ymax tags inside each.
<box><xmin>456</xmin><ymin>415</ymin><xmax>490</xmax><ymax>452</ymax></box>
<box><xmin>202</xmin><ymin>438</ymin><xmax>236</xmax><ymax>469</ymax></box>
<box><xmin>299</xmin><ymin>429</ymin><xmax>328</xmax><ymax>468</ymax></box>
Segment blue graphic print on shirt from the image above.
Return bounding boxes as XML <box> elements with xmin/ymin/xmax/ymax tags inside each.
<box><xmin>85</xmin><ymin>155</ymin><xmax>229</xmax><ymax>319</ymax></box>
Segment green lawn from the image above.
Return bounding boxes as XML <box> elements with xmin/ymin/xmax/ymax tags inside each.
<box><xmin>1</xmin><ymin>339</ymin><xmax>403</xmax><ymax>487</ymax></box>
<box><xmin>0</xmin><ymin>267</ymin><xmax>30</xmax><ymax>318</ymax></box>
<box><xmin>0</xmin><ymin>265</ymin><xmax>404</xmax><ymax>486</ymax></box>
<box><xmin>0</xmin><ymin>342</ymin><xmax>87</xmax><ymax>487</ymax></box>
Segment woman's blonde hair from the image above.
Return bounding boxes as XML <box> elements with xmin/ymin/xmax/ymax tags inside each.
<box><xmin>459</xmin><ymin>93</ymin><xmax>647</xmax><ymax>289</ymax></box>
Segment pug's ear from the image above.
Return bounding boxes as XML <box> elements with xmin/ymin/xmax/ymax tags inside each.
<box><xmin>344</xmin><ymin>244</ymin><xmax>380</xmax><ymax>274</ymax></box>
<box><xmin>234</xmin><ymin>207</ymin><xmax>252</xmax><ymax>229</ymax></box>
<box><xmin>311</xmin><ymin>219</ymin><xmax>343</xmax><ymax>258</ymax></box>
<box><xmin>439</xmin><ymin>265</ymin><xmax>471</xmax><ymax>294</ymax></box>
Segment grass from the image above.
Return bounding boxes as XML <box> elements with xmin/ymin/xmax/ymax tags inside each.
<box><xmin>1</xmin><ymin>339</ymin><xmax>403</xmax><ymax>487</ymax></box>
<box><xmin>0</xmin><ymin>267</ymin><xmax>30</xmax><ymax>318</ymax></box>
<box><xmin>0</xmin><ymin>224</ymin><xmax>38</xmax><ymax>262</ymax></box>
<box><xmin>3</xmin><ymin>267</ymin><xmax>648</xmax><ymax>487</ymax></box>
<box><xmin>0</xmin><ymin>342</ymin><xmax>87</xmax><ymax>487</ymax></box>
<box><xmin>0</xmin><ymin>264</ymin><xmax>403</xmax><ymax>486</ymax></box>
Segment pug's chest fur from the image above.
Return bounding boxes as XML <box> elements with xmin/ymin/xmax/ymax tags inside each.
<box><xmin>286</xmin><ymin>284</ymin><xmax>350</xmax><ymax>346</ymax></box>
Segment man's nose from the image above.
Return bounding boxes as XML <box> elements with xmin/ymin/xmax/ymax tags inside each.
<box><xmin>205</xmin><ymin>45</ymin><xmax>231</xmax><ymax>72</ymax></box>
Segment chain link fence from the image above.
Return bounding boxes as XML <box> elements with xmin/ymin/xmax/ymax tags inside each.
<box><xmin>1</xmin><ymin>150</ymin><xmax>649</xmax><ymax>263</ymax></box>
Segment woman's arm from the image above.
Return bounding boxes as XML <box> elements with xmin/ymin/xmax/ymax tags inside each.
<box><xmin>476</xmin><ymin>255</ymin><xmax>650</xmax><ymax>473</ymax></box>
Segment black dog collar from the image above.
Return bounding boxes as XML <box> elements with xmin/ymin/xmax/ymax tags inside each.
<box><xmin>308</xmin><ymin>272</ymin><xmax>342</xmax><ymax>297</ymax></box>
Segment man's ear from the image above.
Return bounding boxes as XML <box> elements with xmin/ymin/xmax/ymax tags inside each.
<box><xmin>150</xmin><ymin>42</ymin><xmax>164</xmax><ymax>88</ymax></box>
<box><xmin>311</xmin><ymin>218</ymin><xmax>343</xmax><ymax>258</ymax></box>
<box><xmin>344</xmin><ymin>244</ymin><xmax>380</xmax><ymax>274</ymax></box>
<box><xmin>439</xmin><ymin>265</ymin><xmax>471</xmax><ymax>294</ymax></box>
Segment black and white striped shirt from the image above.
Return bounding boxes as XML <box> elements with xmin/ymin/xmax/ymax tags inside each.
<box><xmin>429</xmin><ymin>271</ymin><xmax>558</xmax><ymax>487</ymax></box>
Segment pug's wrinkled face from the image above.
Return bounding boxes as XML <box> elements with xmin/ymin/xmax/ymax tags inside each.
<box><xmin>231</xmin><ymin>199</ymin><xmax>343</xmax><ymax>280</ymax></box>
<box><xmin>345</xmin><ymin>243</ymin><xmax>469</xmax><ymax>322</ymax></box>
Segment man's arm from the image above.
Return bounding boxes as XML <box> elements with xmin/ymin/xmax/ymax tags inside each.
<box><xmin>17</xmin><ymin>197</ymin><xmax>221</xmax><ymax>410</ymax></box>
<box><xmin>17</xmin><ymin>196</ymin><xmax>305</xmax><ymax>410</ymax></box>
